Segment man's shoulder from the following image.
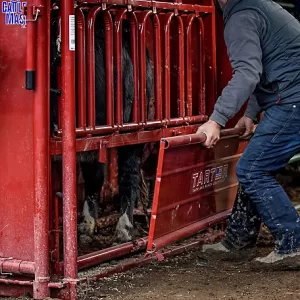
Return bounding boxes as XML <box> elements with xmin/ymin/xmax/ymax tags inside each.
<box><xmin>224</xmin><ymin>9</ymin><xmax>265</xmax><ymax>38</ymax></box>
<box><xmin>225</xmin><ymin>9</ymin><xmax>264</xmax><ymax>29</ymax></box>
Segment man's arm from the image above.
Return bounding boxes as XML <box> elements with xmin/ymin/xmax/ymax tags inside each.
<box><xmin>245</xmin><ymin>94</ymin><xmax>261</xmax><ymax>121</ymax></box>
<box><xmin>210</xmin><ymin>11</ymin><xmax>264</xmax><ymax>127</ymax></box>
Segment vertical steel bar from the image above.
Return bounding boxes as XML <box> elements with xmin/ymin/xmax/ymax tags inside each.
<box><xmin>76</xmin><ymin>8</ymin><xmax>86</xmax><ymax>130</ymax></box>
<box><xmin>211</xmin><ymin>0</ymin><xmax>217</xmax><ymax>105</ymax></box>
<box><xmin>103</xmin><ymin>11</ymin><xmax>114</xmax><ymax>126</ymax></box>
<box><xmin>114</xmin><ymin>8</ymin><xmax>127</xmax><ymax>125</ymax></box>
<box><xmin>177</xmin><ymin>16</ymin><xmax>185</xmax><ymax>118</ymax></box>
<box><xmin>138</xmin><ymin>10</ymin><xmax>152</xmax><ymax>123</ymax></box>
<box><xmin>129</xmin><ymin>12</ymin><xmax>139</xmax><ymax>123</ymax></box>
<box><xmin>32</xmin><ymin>1</ymin><xmax>50</xmax><ymax>298</ymax></box>
<box><xmin>185</xmin><ymin>14</ymin><xmax>195</xmax><ymax>117</ymax></box>
<box><xmin>87</xmin><ymin>7</ymin><xmax>102</xmax><ymax>129</ymax></box>
<box><xmin>147</xmin><ymin>141</ymin><xmax>166</xmax><ymax>252</ymax></box>
<box><xmin>163</xmin><ymin>13</ymin><xmax>174</xmax><ymax>120</ymax></box>
<box><xmin>25</xmin><ymin>5</ymin><xmax>36</xmax><ymax>90</ymax></box>
<box><xmin>198</xmin><ymin>17</ymin><xmax>206</xmax><ymax>115</ymax></box>
<box><xmin>153</xmin><ymin>15</ymin><xmax>162</xmax><ymax>120</ymax></box>
<box><xmin>61</xmin><ymin>0</ymin><xmax>78</xmax><ymax>298</ymax></box>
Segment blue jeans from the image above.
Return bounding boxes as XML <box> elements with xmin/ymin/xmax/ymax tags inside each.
<box><xmin>223</xmin><ymin>103</ymin><xmax>300</xmax><ymax>254</ymax></box>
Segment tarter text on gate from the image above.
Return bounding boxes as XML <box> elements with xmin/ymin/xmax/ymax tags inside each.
<box><xmin>190</xmin><ymin>164</ymin><xmax>229</xmax><ymax>193</ymax></box>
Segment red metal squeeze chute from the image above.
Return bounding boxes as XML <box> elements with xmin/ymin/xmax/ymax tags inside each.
<box><xmin>0</xmin><ymin>0</ymin><xmax>246</xmax><ymax>299</ymax></box>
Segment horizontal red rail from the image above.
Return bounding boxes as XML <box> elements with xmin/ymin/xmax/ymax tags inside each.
<box><xmin>53</xmin><ymin>115</ymin><xmax>208</xmax><ymax>138</ymax></box>
<box><xmin>0</xmin><ymin>279</ymin><xmax>64</xmax><ymax>289</ymax></box>
<box><xmin>78</xmin><ymin>229</ymin><xmax>225</xmax><ymax>283</ymax></box>
<box><xmin>50</xmin><ymin>122</ymin><xmax>209</xmax><ymax>154</ymax></box>
<box><xmin>56</xmin><ymin>238</ymin><xmax>148</xmax><ymax>273</ymax></box>
<box><xmin>150</xmin><ymin>209</ymin><xmax>230</xmax><ymax>251</ymax></box>
<box><xmin>0</xmin><ymin>259</ymin><xmax>35</xmax><ymax>275</ymax></box>
<box><xmin>162</xmin><ymin>127</ymin><xmax>246</xmax><ymax>149</ymax></box>
<box><xmin>78</xmin><ymin>0</ymin><xmax>214</xmax><ymax>13</ymax></box>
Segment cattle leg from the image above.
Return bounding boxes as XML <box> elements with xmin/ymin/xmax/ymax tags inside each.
<box><xmin>78</xmin><ymin>160</ymin><xmax>105</xmax><ymax>236</ymax></box>
<box><xmin>115</xmin><ymin>144</ymin><xmax>144</xmax><ymax>243</ymax></box>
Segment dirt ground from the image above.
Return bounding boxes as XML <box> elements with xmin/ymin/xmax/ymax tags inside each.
<box><xmin>74</xmin><ymin>245</ymin><xmax>300</xmax><ymax>300</ymax></box>
<box><xmin>2</xmin><ymin>243</ymin><xmax>300</xmax><ymax>300</ymax></box>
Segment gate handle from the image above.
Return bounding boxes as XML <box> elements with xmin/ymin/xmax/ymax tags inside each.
<box><xmin>162</xmin><ymin>127</ymin><xmax>247</xmax><ymax>149</ymax></box>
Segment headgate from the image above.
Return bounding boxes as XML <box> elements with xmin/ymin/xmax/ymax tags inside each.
<box><xmin>0</xmin><ymin>0</ymin><xmax>248</xmax><ymax>299</ymax></box>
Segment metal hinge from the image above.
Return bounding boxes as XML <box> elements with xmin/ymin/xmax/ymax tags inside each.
<box><xmin>0</xmin><ymin>257</ymin><xmax>13</xmax><ymax>275</ymax></box>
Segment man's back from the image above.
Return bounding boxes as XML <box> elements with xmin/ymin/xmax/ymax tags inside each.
<box><xmin>224</xmin><ymin>0</ymin><xmax>300</xmax><ymax>109</ymax></box>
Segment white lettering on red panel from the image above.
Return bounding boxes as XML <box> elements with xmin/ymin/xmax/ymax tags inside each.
<box><xmin>190</xmin><ymin>164</ymin><xmax>229</xmax><ymax>193</ymax></box>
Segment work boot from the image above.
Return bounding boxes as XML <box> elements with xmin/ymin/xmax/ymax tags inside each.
<box><xmin>250</xmin><ymin>250</ymin><xmax>300</xmax><ymax>271</ymax></box>
<box><xmin>201</xmin><ymin>242</ymin><xmax>257</xmax><ymax>262</ymax></box>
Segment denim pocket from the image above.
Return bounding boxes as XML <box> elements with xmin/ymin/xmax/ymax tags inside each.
<box><xmin>269</xmin><ymin>104</ymin><xmax>300</xmax><ymax>143</ymax></box>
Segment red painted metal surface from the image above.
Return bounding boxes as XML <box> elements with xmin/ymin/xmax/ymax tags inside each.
<box><xmin>104</xmin><ymin>11</ymin><xmax>115</xmax><ymax>126</ymax></box>
<box><xmin>115</xmin><ymin>8</ymin><xmax>127</xmax><ymax>125</ymax></box>
<box><xmin>0</xmin><ymin>277</ymin><xmax>65</xmax><ymax>288</ymax></box>
<box><xmin>51</xmin><ymin>120</ymin><xmax>208</xmax><ymax>154</ymax></box>
<box><xmin>76</xmin><ymin>8</ymin><xmax>87</xmax><ymax>130</ymax></box>
<box><xmin>129</xmin><ymin>12</ymin><xmax>139</xmax><ymax>123</ymax></box>
<box><xmin>139</xmin><ymin>10</ymin><xmax>151</xmax><ymax>123</ymax></box>
<box><xmin>163</xmin><ymin>12</ymin><xmax>173</xmax><ymax>119</ymax></box>
<box><xmin>147</xmin><ymin>128</ymin><xmax>248</xmax><ymax>251</ymax></box>
<box><xmin>0</xmin><ymin>0</ymin><xmax>35</xmax><ymax>263</ymax></box>
<box><xmin>153</xmin><ymin>14</ymin><xmax>162</xmax><ymax>120</ymax></box>
<box><xmin>0</xmin><ymin>259</ymin><xmax>35</xmax><ymax>275</ymax></box>
<box><xmin>53</xmin><ymin>115</ymin><xmax>208</xmax><ymax>138</ymax></box>
<box><xmin>150</xmin><ymin>210</ymin><xmax>230</xmax><ymax>251</ymax></box>
<box><xmin>0</xmin><ymin>1</ymin><xmax>51</xmax><ymax>296</ymax></box>
<box><xmin>57</xmin><ymin>237</ymin><xmax>148</xmax><ymax>273</ymax></box>
<box><xmin>61</xmin><ymin>0</ymin><xmax>78</xmax><ymax>298</ymax></box>
<box><xmin>25</xmin><ymin>5</ymin><xmax>36</xmax><ymax>89</ymax></box>
<box><xmin>86</xmin><ymin>6</ymin><xmax>101</xmax><ymax>129</ymax></box>
<box><xmin>32</xmin><ymin>0</ymin><xmax>51</xmax><ymax>297</ymax></box>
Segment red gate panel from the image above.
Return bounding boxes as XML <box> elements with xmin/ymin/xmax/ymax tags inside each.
<box><xmin>147</xmin><ymin>128</ymin><xmax>248</xmax><ymax>252</ymax></box>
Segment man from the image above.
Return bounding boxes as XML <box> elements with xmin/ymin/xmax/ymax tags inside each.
<box><xmin>198</xmin><ymin>0</ymin><xmax>300</xmax><ymax>269</ymax></box>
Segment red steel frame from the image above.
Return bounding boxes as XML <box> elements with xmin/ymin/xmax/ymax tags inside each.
<box><xmin>52</xmin><ymin>0</ymin><xmax>214</xmax><ymax>139</ymax></box>
<box><xmin>60</xmin><ymin>0</ymin><xmax>78</xmax><ymax>298</ymax></box>
<box><xmin>0</xmin><ymin>0</ymin><xmax>241</xmax><ymax>299</ymax></box>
